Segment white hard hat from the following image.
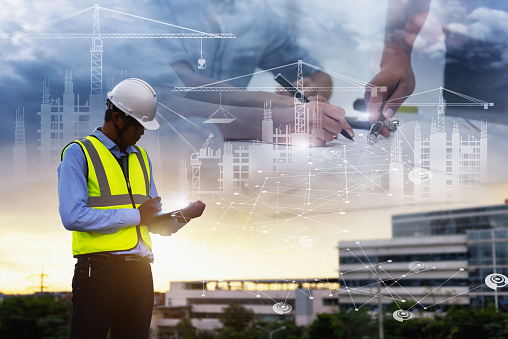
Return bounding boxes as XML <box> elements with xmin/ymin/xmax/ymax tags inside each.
<box><xmin>107</xmin><ymin>78</ymin><xmax>160</xmax><ymax>130</ymax></box>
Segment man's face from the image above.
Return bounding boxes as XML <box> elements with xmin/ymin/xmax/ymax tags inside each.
<box><xmin>113</xmin><ymin>112</ymin><xmax>146</xmax><ymax>146</ymax></box>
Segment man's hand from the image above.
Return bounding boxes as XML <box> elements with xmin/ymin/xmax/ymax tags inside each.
<box><xmin>365</xmin><ymin>0</ymin><xmax>431</xmax><ymax>138</ymax></box>
<box><xmin>365</xmin><ymin>45</ymin><xmax>415</xmax><ymax>138</ymax></box>
<box><xmin>179</xmin><ymin>200</ymin><xmax>206</xmax><ymax>221</ymax></box>
<box><xmin>272</xmin><ymin>98</ymin><xmax>354</xmax><ymax>147</ymax></box>
<box><xmin>138</xmin><ymin>196</ymin><xmax>162</xmax><ymax>225</ymax></box>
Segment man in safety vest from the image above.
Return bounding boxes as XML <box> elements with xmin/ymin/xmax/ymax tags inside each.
<box><xmin>58</xmin><ymin>78</ymin><xmax>206</xmax><ymax>339</ymax></box>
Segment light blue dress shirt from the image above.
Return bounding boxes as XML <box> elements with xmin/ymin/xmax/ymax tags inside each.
<box><xmin>57</xmin><ymin>128</ymin><xmax>185</xmax><ymax>262</ymax></box>
<box><xmin>157</xmin><ymin>0</ymin><xmax>321</xmax><ymax>88</ymax></box>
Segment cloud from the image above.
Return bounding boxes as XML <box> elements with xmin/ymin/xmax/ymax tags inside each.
<box><xmin>467</xmin><ymin>7</ymin><xmax>508</xmax><ymax>42</ymax></box>
<box><xmin>446</xmin><ymin>6</ymin><xmax>508</xmax><ymax>43</ymax></box>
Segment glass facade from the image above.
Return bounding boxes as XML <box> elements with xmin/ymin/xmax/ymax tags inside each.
<box><xmin>340</xmin><ymin>252</ymin><xmax>467</xmax><ymax>265</ymax></box>
<box><xmin>392</xmin><ymin>205</ymin><xmax>508</xmax><ymax>238</ymax></box>
<box><xmin>467</xmin><ymin>228</ymin><xmax>508</xmax><ymax>311</ymax></box>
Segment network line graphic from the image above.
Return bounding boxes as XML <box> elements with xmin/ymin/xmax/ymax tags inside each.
<box><xmin>338</xmin><ymin>242</ymin><xmax>508</xmax><ymax>322</ymax></box>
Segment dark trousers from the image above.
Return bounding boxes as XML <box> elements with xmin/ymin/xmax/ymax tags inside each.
<box><xmin>70</xmin><ymin>254</ymin><xmax>154</xmax><ymax>339</ymax></box>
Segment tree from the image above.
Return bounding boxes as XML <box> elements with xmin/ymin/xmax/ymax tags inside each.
<box><xmin>332</xmin><ymin>308</ymin><xmax>375</xmax><ymax>339</ymax></box>
<box><xmin>0</xmin><ymin>294</ymin><xmax>71</xmax><ymax>339</ymax></box>
<box><xmin>217</xmin><ymin>304</ymin><xmax>258</xmax><ymax>339</ymax></box>
<box><xmin>307</xmin><ymin>313</ymin><xmax>336</xmax><ymax>339</ymax></box>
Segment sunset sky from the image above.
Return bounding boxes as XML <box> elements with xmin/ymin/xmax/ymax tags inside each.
<box><xmin>2</xmin><ymin>0</ymin><xmax>508</xmax><ymax>295</ymax></box>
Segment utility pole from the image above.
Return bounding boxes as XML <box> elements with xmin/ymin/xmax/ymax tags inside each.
<box><xmin>491</xmin><ymin>229</ymin><xmax>498</xmax><ymax>312</ymax></box>
<box><xmin>27</xmin><ymin>266</ymin><xmax>48</xmax><ymax>293</ymax></box>
<box><xmin>376</xmin><ymin>266</ymin><xmax>384</xmax><ymax>339</ymax></box>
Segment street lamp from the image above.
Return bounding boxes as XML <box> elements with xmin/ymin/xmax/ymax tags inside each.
<box><xmin>256</xmin><ymin>325</ymin><xmax>286</xmax><ymax>339</ymax></box>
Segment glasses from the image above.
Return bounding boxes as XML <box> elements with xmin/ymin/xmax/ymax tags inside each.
<box><xmin>126</xmin><ymin>117</ymin><xmax>146</xmax><ymax>134</ymax></box>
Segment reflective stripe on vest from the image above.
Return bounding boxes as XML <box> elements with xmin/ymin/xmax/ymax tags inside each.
<box><xmin>63</xmin><ymin>136</ymin><xmax>152</xmax><ymax>256</ymax></box>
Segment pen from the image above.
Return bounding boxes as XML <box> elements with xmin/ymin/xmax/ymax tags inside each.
<box><xmin>274</xmin><ymin>73</ymin><xmax>354</xmax><ymax>141</ymax></box>
<box><xmin>367</xmin><ymin>103</ymin><xmax>386</xmax><ymax>144</ymax></box>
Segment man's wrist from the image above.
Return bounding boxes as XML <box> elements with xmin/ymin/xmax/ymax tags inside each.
<box><xmin>380</xmin><ymin>43</ymin><xmax>412</xmax><ymax>69</ymax></box>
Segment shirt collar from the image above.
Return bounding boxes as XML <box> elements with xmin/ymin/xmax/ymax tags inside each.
<box><xmin>92</xmin><ymin>127</ymin><xmax>138</xmax><ymax>157</ymax></box>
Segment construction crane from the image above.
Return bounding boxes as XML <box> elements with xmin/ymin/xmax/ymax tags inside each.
<box><xmin>157</xmin><ymin>103</ymin><xmax>216</xmax><ymax>196</ymax></box>
<box><xmin>2</xmin><ymin>4</ymin><xmax>235</xmax><ymax>94</ymax></box>
<box><xmin>173</xmin><ymin>60</ymin><xmax>387</xmax><ymax>96</ymax></box>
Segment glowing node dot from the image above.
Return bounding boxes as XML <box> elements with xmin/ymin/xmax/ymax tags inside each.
<box><xmin>234</xmin><ymin>192</ymin><xmax>239</xmax><ymax>195</ymax></box>
<box><xmin>460</xmin><ymin>268</ymin><xmax>464</xmax><ymax>271</ymax></box>
<box><xmin>256</xmin><ymin>294</ymin><xmax>261</xmax><ymax>298</ymax></box>
<box><xmin>388</xmin><ymin>260</ymin><xmax>392</xmax><ymax>263</ymax></box>
<box><xmin>355</xmin><ymin>309</ymin><xmax>358</xmax><ymax>311</ymax></box>
<box><xmin>257</xmin><ymin>170</ymin><xmax>263</xmax><ymax>173</ymax></box>
<box><xmin>345</xmin><ymin>201</ymin><xmax>350</xmax><ymax>204</ymax></box>
<box><xmin>309</xmin><ymin>297</ymin><xmax>314</xmax><ymax>300</ymax></box>
<box><xmin>340</xmin><ymin>212</ymin><xmax>346</xmax><ymax>215</ymax></box>
<box><xmin>355</xmin><ymin>241</ymin><xmax>360</xmax><ymax>244</ymax></box>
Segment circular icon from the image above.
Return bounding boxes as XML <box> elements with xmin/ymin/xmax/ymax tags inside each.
<box><xmin>485</xmin><ymin>273</ymin><xmax>508</xmax><ymax>290</ymax></box>
<box><xmin>299</xmin><ymin>236</ymin><xmax>319</xmax><ymax>248</ymax></box>
<box><xmin>408</xmin><ymin>168</ymin><xmax>433</xmax><ymax>185</ymax></box>
<box><xmin>393</xmin><ymin>310</ymin><xmax>412</xmax><ymax>322</ymax></box>
<box><xmin>386</xmin><ymin>118</ymin><xmax>404</xmax><ymax>131</ymax></box>
<box><xmin>409</xmin><ymin>261</ymin><xmax>427</xmax><ymax>272</ymax></box>
<box><xmin>322</xmin><ymin>147</ymin><xmax>341</xmax><ymax>160</ymax></box>
<box><xmin>273</xmin><ymin>302</ymin><xmax>292</xmax><ymax>315</ymax></box>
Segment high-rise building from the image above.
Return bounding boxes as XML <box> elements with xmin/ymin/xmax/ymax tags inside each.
<box><xmin>37</xmin><ymin>71</ymin><xmax>104</xmax><ymax>172</ymax></box>
<box><xmin>13</xmin><ymin>107</ymin><xmax>27</xmax><ymax>177</ymax></box>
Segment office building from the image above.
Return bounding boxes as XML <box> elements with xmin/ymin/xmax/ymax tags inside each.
<box><xmin>338</xmin><ymin>204</ymin><xmax>508</xmax><ymax>312</ymax></box>
<box><xmin>150</xmin><ymin>278</ymin><xmax>340</xmax><ymax>333</ymax></box>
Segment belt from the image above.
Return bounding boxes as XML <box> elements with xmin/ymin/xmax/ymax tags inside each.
<box><xmin>76</xmin><ymin>253</ymin><xmax>151</xmax><ymax>264</ymax></box>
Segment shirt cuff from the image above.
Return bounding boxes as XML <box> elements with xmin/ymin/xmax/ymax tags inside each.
<box><xmin>125</xmin><ymin>209</ymin><xmax>141</xmax><ymax>226</ymax></box>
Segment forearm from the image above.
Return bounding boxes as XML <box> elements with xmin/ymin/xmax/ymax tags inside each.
<box><xmin>60</xmin><ymin>205</ymin><xmax>140</xmax><ymax>234</ymax></box>
<box><xmin>170</xmin><ymin>61</ymin><xmax>294</xmax><ymax>109</ymax></box>
<box><xmin>382</xmin><ymin>0</ymin><xmax>431</xmax><ymax>66</ymax></box>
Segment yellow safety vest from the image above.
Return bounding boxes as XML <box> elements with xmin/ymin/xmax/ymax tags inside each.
<box><xmin>62</xmin><ymin>136</ymin><xmax>152</xmax><ymax>256</ymax></box>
